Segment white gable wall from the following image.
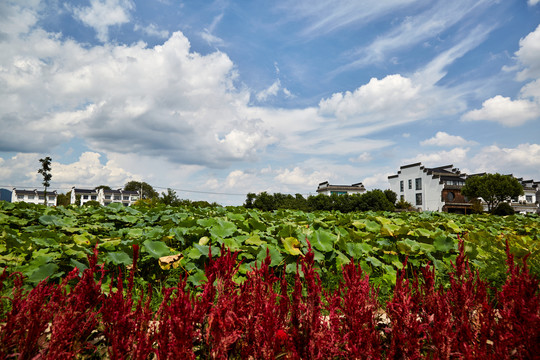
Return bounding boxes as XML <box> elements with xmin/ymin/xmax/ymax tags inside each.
<box><xmin>389</xmin><ymin>165</ymin><xmax>445</xmax><ymax>211</ymax></box>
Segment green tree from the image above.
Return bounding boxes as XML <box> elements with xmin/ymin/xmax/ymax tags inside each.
<box><xmin>37</xmin><ymin>156</ymin><xmax>52</xmax><ymax>206</ymax></box>
<box><xmin>384</xmin><ymin>189</ymin><xmax>398</xmax><ymax>205</ymax></box>
<box><xmin>56</xmin><ymin>193</ymin><xmax>71</xmax><ymax>206</ymax></box>
<box><xmin>160</xmin><ymin>188</ymin><xmax>181</xmax><ymax>206</ymax></box>
<box><xmin>124</xmin><ymin>181</ymin><xmax>159</xmax><ymax>199</ymax></box>
<box><xmin>95</xmin><ymin>185</ymin><xmax>112</xmax><ymax>191</ymax></box>
<box><xmin>462</xmin><ymin>173</ymin><xmax>523</xmax><ymax>212</ymax></box>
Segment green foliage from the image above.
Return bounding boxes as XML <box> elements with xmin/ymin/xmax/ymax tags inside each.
<box><xmin>384</xmin><ymin>189</ymin><xmax>398</xmax><ymax>205</ymax></box>
<box><xmin>395</xmin><ymin>198</ymin><xmax>413</xmax><ymax>210</ymax></box>
<box><xmin>124</xmin><ymin>181</ymin><xmax>159</xmax><ymax>199</ymax></box>
<box><xmin>462</xmin><ymin>173</ymin><xmax>523</xmax><ymax>211</ymax></box>
<box><xmin>0</xmin><ymin>201</ymin><xmax>538</xmax><ymax>296</ymax></box>
<box><xmin>246</xmin><ymin>190</ymin><xmax>395</xmax><ymax>213</ymax></box>
<box><xmin>492</xmin><ymin>202</ymin><xmax>515</xmax><ymax>216</ymax></box>
<box><xmin>56</xmin><ymin>193</ymin><xmax>71</xmax><ymax>206</ymax></box>
<box><xmin>83</xmin><ymin>200</ymin><xmax>101</xmax><ymax>207</ymax></box>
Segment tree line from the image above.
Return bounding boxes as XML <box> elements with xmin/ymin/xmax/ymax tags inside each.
<box><xmin>243</xmin><ymin>190</ymin><xmax>398</xmax><ymax>212</ymax></box>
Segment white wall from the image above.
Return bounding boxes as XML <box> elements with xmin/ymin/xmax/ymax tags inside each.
<box><xmin>389</xmin><ymin>165</ymin><xmax>444</xmax><ymax>211</ymax></box>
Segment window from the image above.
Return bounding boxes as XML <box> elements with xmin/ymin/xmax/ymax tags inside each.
<box><xmin>415</xmin><ymin>193</ymin><xmax>422</xmax><ymax>206</ymax></box>
<box><xmin>331</xmin><ymin>191</ymin><xmax>347</xmax><ymax>195</ymax></box>
<box><xmin>526</xmin><ymin>195</ymin><xmax>533</xmax><ymax>203</ymax></box>
<box><xmin>91</xmin><ymin>195</ymin><xmax>97</xmax><ymax>200</ymax></box>
<box><xmin>105</xmin><ymin>195</ymin><xmax>111</xmax><ymax>200</ymax></box>
<box><xmin>447</xmin><ymin>192</ymin><xmax>455</xmax><ymax>201</ymax></box>
<box><xmin>113</xmin><ymin>195</ymin><xmax>120</xmax><ymax>200</ymax></box>
<box><xmin>48</xmin><ymin>196</ymin><xmax>55</xmax><ymax>201</ymax></box>
<box><xmin>28</xmin><ymin>195</ymin><xmax>34</xmax><ymax>200</ymax></box>
<box><xmin>39</xmin><ymin>196</ymin><xmax>45</xmax><ymax>200</ymax></box>
<box><xmin>123</xmin><ymin>196</ymin><xmax>130</xmax><ymax>200</ymax></box>
<box><xmin>17</xmin><ymin>195</ymin><xmax>24</xmax><ymax>200</ymax></box>
<box><xmin>408</xmin><ymin>179</ymin><xmax>412</xmax><ymax>189</ymax></box>
<box><xmin>83</xmin><ymin>195</ymin><xmax>89</xmax><ymax>200</ymax></box>
<box><xmin>400</xmin><ymin>180</ymin><xmax>404</xmax><ymax>192</ymax></box>
<box><xmin>415</xmin><ymin>178</ymin><xmax>422</xmax><ymax>190</ymax></box>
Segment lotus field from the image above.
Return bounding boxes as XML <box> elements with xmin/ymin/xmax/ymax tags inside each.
<box><xmin>0</xmin><ymin>201</ymin><xmax>539</xmax><ymax>358</ymax></box>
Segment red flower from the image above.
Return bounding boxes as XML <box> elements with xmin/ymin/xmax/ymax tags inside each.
<box><xmin>275</xmin><ymin>329</ymin><xmax>288</xmax><ymax>343</ymax></box>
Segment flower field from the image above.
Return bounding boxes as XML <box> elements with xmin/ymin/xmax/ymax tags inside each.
<box><xmin>0</xmin><ymin>201</ymin><xmax>539</xmax><ymax>358</ymax></box>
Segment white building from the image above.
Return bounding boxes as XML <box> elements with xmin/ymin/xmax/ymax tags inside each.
<box><xmin>70</xmin><ymin>187</ymin><xmax>139</xmax><ymax>206</ymax></box>
<box><xmin>12</xmin><ymin>188</ymin><xmax>58</xmax><ymax>206</ymax></box>
<box><xmin>388</xmin><ymin>163</ymin><xmax>470</xmax><ymax>213</ymax></box>
<box><xmin>71</xmin><ymin>188</ymin><xmax>99</xmax><ymax>206</ymax></box>
<box><xmin>100</xmin><ymin>189</ymin><xmax>139</xmax><ymax>206</ymax></box>
<box><xmin>316</xmin><ymin>181</ymin><xmax>366</xmax><ymax>196</ymax></box>
<box><xmin>509</xmin><ymin>178</ymin><xmax>538</xmax><ymax>214</ymax></box>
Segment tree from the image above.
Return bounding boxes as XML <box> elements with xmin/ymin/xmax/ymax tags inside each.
<box><xmin>462</xmin><ymin>173</ymin><xmax>523</xmax><ymax>212</ymax></box>
<box><xmin>160</xmin><ymin>188</ymin><xmax>181</xmax><ymax>206</ymax></box>
<box><xmin>124</xmin><ymin>181</ymin><xmax>159</xmax><ymax>199</ymax></box>
<box><xmin>37</xmin><ymin>157</ymin><xmax>52</xmax><ymax>206</ymax></box>
<box><xmin>56</xmin><ymin>193</ymin><xmax>71</xmax><ymax>206</ymax></box>
<box><xmin>95</xmin><ymin>185</ymin><xmax>111</xmax><ymax>191</ymax></box>
<box><xmin>384</xmin><ymin>189</ymin><xmax>398</xmax><ymax>205</ymax></box>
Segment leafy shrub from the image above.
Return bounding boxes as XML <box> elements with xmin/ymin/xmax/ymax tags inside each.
<box><xmin>492</xmin><ymin>202</ymin><xmax>515</xmax><ymax>216</ymax></box>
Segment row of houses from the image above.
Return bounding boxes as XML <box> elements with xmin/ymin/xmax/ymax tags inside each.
<box><xmin>318</xmin><ymin>162</ymin><xmax>539</xmax><ymax>214</ymax></box>
<box><xmin>0</xmin><ymin>187</ymin><xmax>140</xmax><ymax>207</ymax></box>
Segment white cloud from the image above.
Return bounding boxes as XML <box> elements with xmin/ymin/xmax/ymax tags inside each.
<box><xmin>274</xmin><ymin>167</ymin><xmax>331</xmax><ymax>187</ymax></box>
<box><xmin>461</xmin><ymin>95</ymin><xmax>539</xmax><ymax>126</ymax></box>
<box><xmin>515</xmin><ymin>24</ymin><xmax>540</xmax><ymax>81</ymax></box>
<box><xmin>73</xmin><ymin>0</ymin><xmax>134</xmax><ymax>42</ymax></box>
<box><xmin>317</xmin><ymin>73</ymin><xmax>462</xmax><ymax>131</ymax></box>
<box><xmin>405</xmin><ymin>147</ymin><xmax>470</xmax><ymax>166</ymax></box>
<box><xmin>349</xmin><ymin>152</ymin><xmax>372</xmax><ymax>163</ymax></box>
<box><xmin>0</xmin><ymin>152</ymin><xmax>134</xmax><ymax>191</ymax></box>
<box><xmin>347</xmin><ymin>0</ymin><xmax>494</xmax><ymax>67</ymax></box>
<box><xmin>51</xmin><ymin>152</ymin><xmax>134</xmax><ymax>187</ymax></box>
<box><xmin>278</xmin><ymin>0</ymin><xmax>418</xmax><ymax>38</ymax></box>
<box><xmin>134</xmin><ymin>23</ymin><xmax>169</xmax><ymax>39</ymax></box>
<box><xmin>465</xmin><ymin>143</ymin><xmax>540</xmax><ymax>178</ymax></box>
<box><xmin>0</xmin><ymin>12</ymin><xmax>277</xmax><ymax>167</ymax></box>
<box><xmin>420</xmin><ymin>132</ymin><xmax>477</xmax><ymax>147</ymax></box>
<box><xmin>529</xmin><ymin>0</ymin><xmax>540</xmax><ymax>5</ymax></box>
<box><xmin>256</xmin><ymin>79</ymin><xmax>281</xmax><ymax>102</ymax></box>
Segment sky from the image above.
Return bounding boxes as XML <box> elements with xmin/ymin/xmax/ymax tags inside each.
<box><xmin>1</xmin><ymin>0</ymin><xmax>539</xmax><ymax>205</ymax></box>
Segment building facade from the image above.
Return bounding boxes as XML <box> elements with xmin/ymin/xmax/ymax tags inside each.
<box><xmin>316</xmin><ymin>181</ymin><xmax>366</xmax><ymax>196</ymax></box>
<box><xmin>388</xmin><ymin>163</ymin><xmax>470</xmax><ymax>213</ymax></box>
<box><xmin>70</xmin><ymin>187</ymin><xmax>139</xmax><ymax>206</ymax></box>
<box><xmin>11</xmin><ymin>188</ymin><xmax>58</xmax><ymax>206</ymax></box>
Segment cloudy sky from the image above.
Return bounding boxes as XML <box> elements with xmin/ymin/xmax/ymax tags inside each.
<box><xmin>1</xmin><ymin>0</ymin><xmax>539</xmax><ymax>205</ymax></box>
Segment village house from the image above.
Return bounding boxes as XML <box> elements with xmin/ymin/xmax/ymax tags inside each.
<box><xmin>316</xmin><ymin>181</ymin><xmax>366</xmax><ymax>196</ymax></box>
<box><xmin>11</xmin><ymin>188</ymin><xmax>58</xmax><ymax>206</ymax></box>
<box><xmin>70</xmin><ymin>187</ymin><xmax>140</xmax><ymax>206</ymax></box>
<box><xmin>388</xmin><ymin>163</ymin><xmax>471</xmax><ymax>213</ymax></box>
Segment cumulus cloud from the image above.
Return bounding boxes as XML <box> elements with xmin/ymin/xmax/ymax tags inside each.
<box><xmin>515</xmin><ymin>24</ymin><xmax>540</xmax><ymax>81</ymax></box>
<box><xmin>462</xmin><ymin>25</ymin><xmax>540</xmax><ymax>127</ymax></box>
<box><xmin>529</xmin><ymin>0</ymin><xmax>540</xmax><ymax>5</ymax></box>
<box><xmin>51</xmin><ymin>152</ymin><xmax>134</xmax><ymax>187</ymax></box>
<box><xmin>317</xmin><ymin>73</ymin><xmax>462</xmax><ymax>132</ymax></box>
<box><xmin>420</xmin><ymin>132</ymin><xmax>477</xmax><ymax>147</ymax></box>
<box><xmin>461</xmin><ymin>95</ymin><xmax>539</xmax><ymax>126</ymax></box>
<box><xmin>274</xmin><ymin>167</ymin><xmax>332</xmax><ymax>187</ymax></box>
<box><xmin>0</xmin><ymin>152</ymin><xmax>134</xmax><ymax>190</ymax></box>
<box><xmin>465</xmin><ymin>143</ymin><xmax>540</xmax><ymax>178</ymax></box>
<box><xmin>0</xmin><ymin>4</ymin><xmax>276</xmax><ymax>168</ymax></box>
<box><xmin>405</xmin><ymin>147</ymin><xmax>470</xmax><ymax>167</ymax></box>
<box><xmin>73</xmin><ymin>0</ymin><xmax>134</xmax><ymax>42</ymax></box>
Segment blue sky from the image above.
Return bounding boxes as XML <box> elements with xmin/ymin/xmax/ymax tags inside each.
<box><xmin>1</xmin><ymin>0</ymin><xmax>539</xmax><ymax>205</ymax></box>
